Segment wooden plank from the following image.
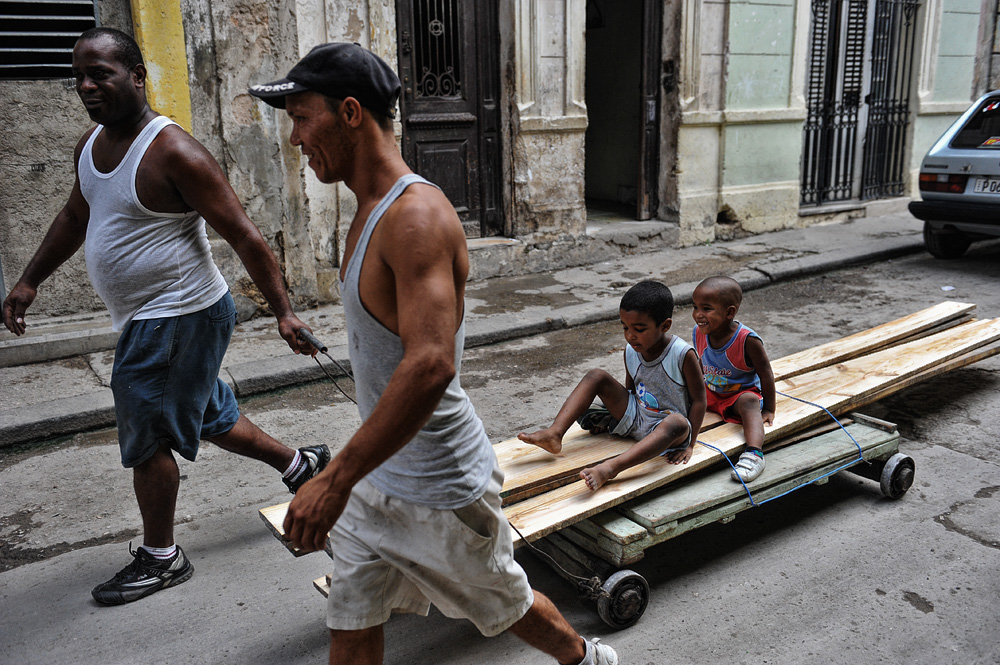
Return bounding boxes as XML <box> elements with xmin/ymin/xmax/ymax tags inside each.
<box><xmin>258</xmin><ymin>502</ymin><xmax>302</xmax><ymax>557</ymax></box>
<box><xmin>769</xmin><ymin>301</ymin><xmax>975</xmax><ymax>379</ymax></box>
<box><xmin>314</xmin><ymin>575</ymin><xmax>331</xmax><ymax>598</ymax></box>
<box><xmin>496</xmin><ymin>302</ymin><xmax>975</xmax><ymax>505</ymax></box>
<box><xmin>621</xmin><ymin>422</ymin><xmax>897</xmax><ymax>530</ymax></box>
<box><xmin>637</xmin><ymin>436</ymin><xmax>902</xmax><ymax>550</ymax></box>
<box><xmin>504</xmin><ymin>318</ymin><xmax>1000</xmax><ymax>546</ymax></box>
<box><xmin>554</xmin><ymin>422</ymin><xmax>900</xmax><ymax>567</ymax></box>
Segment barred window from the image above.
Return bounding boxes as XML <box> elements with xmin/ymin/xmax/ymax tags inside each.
<box><xmin>0</xmin><ymin>1</ymin><xmax>97</xmax><ymax>79</ymax></box>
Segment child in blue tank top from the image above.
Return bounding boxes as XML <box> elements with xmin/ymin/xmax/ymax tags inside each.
<box><xmin>519</xmin><ymin>281</ymin><xmax>706</xmax><ymax>491</ymax></box>
<box><xmin>692</xmin><ymin>276</ymin><xmax>776</xmax><ymax>483</ymax></box>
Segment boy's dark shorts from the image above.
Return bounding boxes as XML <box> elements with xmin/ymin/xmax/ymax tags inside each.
<box><xmin>111</xmin><ymin>293</ymin><xmax>240</xmax><ymax>468</ymax></box>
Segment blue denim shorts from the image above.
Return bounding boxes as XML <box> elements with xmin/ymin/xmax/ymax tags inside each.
<box><xmin>111</xmin><ymin>293</ymin><xmax>240</xmax><ymax>467</ymax></box>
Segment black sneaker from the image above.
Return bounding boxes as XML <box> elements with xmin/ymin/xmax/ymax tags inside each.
<box><xmin>283</xmin><ymin>444</ymin><xmax>331</xmax><ymax>494</ymax></box>
<box><xmin>91</xmin><ymin>544</ymin><xmax>194</xmax><ymax>605</ymax></box>
<box><xmin>577</xmin><ymin>405</ymin><xmax>617</xmax><ymax>435</ymax></box>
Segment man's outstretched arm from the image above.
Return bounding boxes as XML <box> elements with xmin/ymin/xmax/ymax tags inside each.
<box><xmin>3</xmin><ymin>137</ymin><xmax>91</xmax><ymax>336</ymax></box>
<box><xmin>158</xmin><ymin>128</ymin><xmax>314</xmax><ymax>354</ymax></box>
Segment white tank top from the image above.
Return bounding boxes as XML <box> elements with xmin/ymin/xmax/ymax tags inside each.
<box><xmin>79</xmin><ymin>115</ymin><xmax>228</xmax><ymax>330</ymax></box>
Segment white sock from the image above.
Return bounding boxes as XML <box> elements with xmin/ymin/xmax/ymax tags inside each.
<box><xmin>576</xmin><ymin>637</ymin><xmax>593</xmax><ymax>665</ymax></box>
<box><xmin>141</xmin><ymin>544</ymin><xmax>177</xmax><ymax>560</ymax></box>
<box><xmin>282</xmin><ymin>451</ymin><xmax>303</xmax><ymax>478</ymax></box>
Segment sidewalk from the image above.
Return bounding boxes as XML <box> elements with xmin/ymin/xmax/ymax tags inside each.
<box><xmin>0</xmin><ymin>213</ymin><xmax>924</xmax><ymax>447</ymax></box>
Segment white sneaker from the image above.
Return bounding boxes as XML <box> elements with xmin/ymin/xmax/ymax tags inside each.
<box><xmin>583</xmin><ymin>637</ymin><xmax>619</xmax><ymax>665</ymax></box>
<box><xmin>731</xmin><ymin>450</ymin><xmax>765</xmax><ymax>483</ymax></box>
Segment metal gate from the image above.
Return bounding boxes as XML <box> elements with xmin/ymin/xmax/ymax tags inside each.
<box><xmin>800</xmin><ymin>0</ymin><xmax>921</xmax><ymax>206</ymax></box>
<box><xmin>861</xmin><ymin>0</ymin><xmax>921</xmax><ymax>199</ymax></box>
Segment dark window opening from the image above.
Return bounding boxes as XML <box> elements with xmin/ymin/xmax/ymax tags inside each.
<box><xmin>0</xmin><ymin>1</ymin><xmax>97</xmax><ymax>80</ymax></box>
<box><xmin>949</xmin><ymin>98</ymin><xmax>1000</xmax><ymax>149</ymax></box>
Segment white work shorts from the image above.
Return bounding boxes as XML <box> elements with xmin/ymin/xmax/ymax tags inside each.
<box><xmin>326</xmin><ymin>462</ymin><xmax>534</xmax><ymax>636</ymax></box>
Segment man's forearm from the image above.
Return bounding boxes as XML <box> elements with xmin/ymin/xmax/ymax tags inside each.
<box><xmin>332</xmin><ymin>350</ymin><xmax>455</xmax><ymax>486</ymax></box>
<box><xmin>230</xmin><ymin>232</ymin><xmax>295</xmax><ymax>318</ymax></box>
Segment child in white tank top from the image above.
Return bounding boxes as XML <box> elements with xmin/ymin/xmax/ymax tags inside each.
<box><xmin>518</xmin><ymin>281</ymin><xmax>707</xmax><ymax>491</ymax></box>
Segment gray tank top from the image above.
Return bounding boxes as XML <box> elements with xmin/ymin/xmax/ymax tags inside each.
<box><xmin>624</xmin><ymin>335</ymin><xmax>694</xmax><ymax>417</ymax></box>
<box><xmin>340</xmin><ymin>174</ymin><xmax>494</xmax><ymax>509</ymax></box>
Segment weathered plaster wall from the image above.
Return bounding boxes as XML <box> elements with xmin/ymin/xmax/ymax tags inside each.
<box><xmin>0</xmin><ymin>0</ymin><xmax>131</xmax><ymax>318</ymax></box>
<box><xmin>191</xmin><ymin>0</ymin><xmax>320</xmax><ymax>311</ymax></box>
<box><xmin>675</xmin><ymin>0</ymin><xmax>807</xmax><ymax>245</ymax></box>
<box><xmin>511</xmin><ymin>0</ymin><xmax>588</xmax><ymax>238</ymax></box>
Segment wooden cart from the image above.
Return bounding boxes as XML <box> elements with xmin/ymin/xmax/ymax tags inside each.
<box><xmin>259</xmin><ymin>413</ymin><xmax>913</xmax><ymax>630</ymax></box>
<box><xmin>527</xmin><ymin>413</ymin><xmax>913</xmax><ymax>629</ymax></box>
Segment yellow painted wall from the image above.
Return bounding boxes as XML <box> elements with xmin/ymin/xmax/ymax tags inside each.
<box><xmin>130</xmin><ymin>0</ymin><xmax>192</xmax><ymax>131</ymax></box>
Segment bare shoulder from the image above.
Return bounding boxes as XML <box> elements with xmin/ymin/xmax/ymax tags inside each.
<box><xmin>378</xmin><ymin>183</ymin><xmax>465</xmax><ymax>258</ymax></box>
<box><xmin>150</xmin><ymin>123</ymin><xmax>220</xmax><ymax>174</ymax></box>
<box><xmin>72</xmin><ymin>126</ymin><xmax>98</xmax><ymax>163</ymax></box>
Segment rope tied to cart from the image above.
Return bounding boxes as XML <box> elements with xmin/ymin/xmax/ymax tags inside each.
<box><xmin>695</xmin><ymin>390</ymin><xmax>866</xmax><ymax>507</ymax></box>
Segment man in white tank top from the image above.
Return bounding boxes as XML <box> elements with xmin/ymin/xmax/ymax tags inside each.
<box><xmin>2</xmin><ymin>29</ymin><xmax>330</xmax><ymax>605</ymax></box>
<box><xmin>251</xmin><ymin>44</ymin><xmax>618</xmax><ymax>665</ymax></box>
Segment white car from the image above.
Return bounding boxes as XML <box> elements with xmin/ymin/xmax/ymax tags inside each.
<box><xmin>909</xmin><ymin>90</ymin><xmax>1000</xmax><ymax>258</ymax></box>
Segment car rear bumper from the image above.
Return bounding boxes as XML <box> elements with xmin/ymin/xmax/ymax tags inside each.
<box><xmin>908</xmin><ymin>199</ymin><xmax>1000</xmax><ymax>225</ymax></box>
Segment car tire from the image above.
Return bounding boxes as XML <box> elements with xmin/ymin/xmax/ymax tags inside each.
<box><xmin>923</xmin><ymin>221</ymin><xmax>971</xmax><ymax>259</ymax></box>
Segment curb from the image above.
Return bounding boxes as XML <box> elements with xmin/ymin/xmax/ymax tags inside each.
<box><xmin>0</xmin><ymin>235</ymin><xmax>925</xmax><ymax>447</ymax></box>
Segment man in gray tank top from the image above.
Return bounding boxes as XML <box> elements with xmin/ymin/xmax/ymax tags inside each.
<box><xmin>251</xmin><ymin>43</ymin><xmax>618</xmax><ymax>665</ymax></box>
<box><xmin>2</xmin><ymin>29</ymin><xmax>330</xmax><ymax>606</ymax></box>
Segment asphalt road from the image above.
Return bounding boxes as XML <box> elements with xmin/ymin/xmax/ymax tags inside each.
<box><xmin>2</xmin><ymin>241</ymin><xmax>999</xmax><ymax>665</ymax></box>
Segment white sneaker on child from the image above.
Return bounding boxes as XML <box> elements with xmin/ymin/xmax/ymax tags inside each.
<box><xmin>731</xmin><ymin>450</ymin><xmax>765</xmax><ymax>483</ymax></box>
<box><xmin>581</xmin><ymin>637</ymin><xmax>619</xmax><ymax>665</ymax></box>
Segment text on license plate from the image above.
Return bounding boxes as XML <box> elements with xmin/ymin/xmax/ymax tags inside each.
<box><xmin>974</xmin><ymin>177</ymin><xmax>1000</xmax><ymax>193</ymax></box>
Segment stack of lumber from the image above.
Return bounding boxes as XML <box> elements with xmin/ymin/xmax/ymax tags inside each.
<box><xmin>499</xmin><ymin>301</ymin><xmax>1000</xmax><ymax>546</ymax></box>
<box><xmin>259</xmin><ymin>302</ymin><xmax>1000</xmax><ymax>559</ymax></box>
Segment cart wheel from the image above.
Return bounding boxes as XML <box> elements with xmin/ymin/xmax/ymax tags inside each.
<box><xmin>880</xmin><ymin>453</ymin><xmax>915</xmax><ymax>499</ymax></box>
<box><xmin>597</xmin><ymin>570</ymin><xmax>649</xmax><ymax>629</ymax></box>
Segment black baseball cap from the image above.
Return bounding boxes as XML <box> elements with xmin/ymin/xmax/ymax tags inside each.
<box><xmin>249</xmin><ymin>42</ymin><xmax>401</xmax><ymax>118</ymax></box>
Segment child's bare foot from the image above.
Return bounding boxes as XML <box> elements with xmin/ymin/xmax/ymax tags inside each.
<box><xmin>580</xmin><ymin>462</ymin><xmax>615</xmax><ymax>491</ymax></box>
<box><xmin>517</xmin><ymin>428</ymin><xmax>563</xmax><ymax>454</ymax></box>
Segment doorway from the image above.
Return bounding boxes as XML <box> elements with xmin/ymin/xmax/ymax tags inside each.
<box><xmin>584</xmin><ymin>0</ymin><xmax>662</xmax><ymax>220</ymax></box>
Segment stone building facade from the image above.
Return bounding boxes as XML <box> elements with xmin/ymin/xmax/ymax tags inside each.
<box><xmin>2</xmin><ymin>0</ymin><xmax>998</xmax><ymax>319</ymax></box>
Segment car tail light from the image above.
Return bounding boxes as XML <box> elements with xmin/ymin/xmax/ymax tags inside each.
<box><xmin>919</xmin><ymin>172</ymin><xmax>968</xmax><ymax>193</ymax></box>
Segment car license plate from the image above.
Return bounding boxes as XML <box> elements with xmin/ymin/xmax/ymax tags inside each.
<box><xmin>973</xmin><ymin>176</ymin><xmax>1000</xmax><ymax>193</ymax></box>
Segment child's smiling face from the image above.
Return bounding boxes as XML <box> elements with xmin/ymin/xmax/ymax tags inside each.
<box><xmin>692</xmin><ymin>285</ymin><xmax>736</xmax><ymax>338</ymax></box>
<box><xmin>620</xmin><ymin>309</ymin><xmax>670</xmax><ymax>359</ymax></box>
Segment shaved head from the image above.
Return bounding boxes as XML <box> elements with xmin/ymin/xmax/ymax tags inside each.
<box><xmin>696</xmin><ymin>276</ymin><xmax>743</xmax><ymax>309</ymax></box>
<box><xmin>77</xmin><ymin>27</ymin><xmax>143</xmax><ymax>70</ymax></box>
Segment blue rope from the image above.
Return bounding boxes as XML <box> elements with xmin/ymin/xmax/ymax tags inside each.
<box><xmin>695</xmin><ymin>390</ymin><xmax>866</xmax><ymax>507</ymax></box>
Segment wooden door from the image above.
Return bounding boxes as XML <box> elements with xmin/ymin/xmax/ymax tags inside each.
<box><xmin>637</xmin><ymin>0</ymin><xmax>662</xmax><ymax>220</ymax></box>
<box><xmin>396</xmin><ymin>0</ymin><xmax>503</xmax><ymax>237</ymax></box>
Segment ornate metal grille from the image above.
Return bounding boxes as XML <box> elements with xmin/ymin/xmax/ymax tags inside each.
<box><xmin>800</xmin><ymin>0</ymin><xmax>869</xmax><ymax>206</ymax></box>
<box><xmin>413</xmin><ymin>0</ymin><xmax>462</xmax><ymax>99</ymax></box>
<box><xmin>861</xmin><ymin>0</ymin><xmax>921</xmax><ymax>200</ymax></box>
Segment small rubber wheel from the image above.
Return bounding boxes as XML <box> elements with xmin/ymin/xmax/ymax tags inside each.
<box><xmin>596</xmin><ymin>570</ymin><xmax>649</xmax><ymax>629</ymax></box>
<box><xmin>880</xmin><ymin>453</ymin><xmax>915</xmax><ymax>499</ymax></box>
